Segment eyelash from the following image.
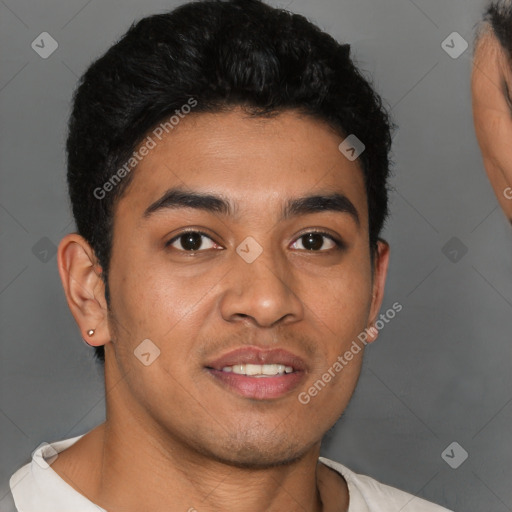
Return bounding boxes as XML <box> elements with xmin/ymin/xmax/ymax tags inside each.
<box><xmin>165</xmin><ymin>229</ymin><xmax>345</xmax><ymax>253</ymax></box>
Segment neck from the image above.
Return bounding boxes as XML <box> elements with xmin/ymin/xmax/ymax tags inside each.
<box><xmin>91</xmin><ymin>422</ymin><xmax>342</xmax><ymax>511</ymax></box>
<box><xmin>51</xmin><ymin>355</ymin><xmax>349</xmax><ymax>512</ymax></box>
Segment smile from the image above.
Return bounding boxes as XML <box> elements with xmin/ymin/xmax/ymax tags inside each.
<box><xmin>221</xmin><ymin>364</ymin><xmax>295</xmax><ymax>376</ymax></box>
<box><xmin>205</xmin><ymin>347</ymin><xmax>307</xmax><ymax>399</ymax></box>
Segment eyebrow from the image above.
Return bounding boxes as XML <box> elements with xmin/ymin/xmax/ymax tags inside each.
<box><xmin>142</xmin><ymin>187</ymin><xmax>360</xmax><ymax>225</ymax></box>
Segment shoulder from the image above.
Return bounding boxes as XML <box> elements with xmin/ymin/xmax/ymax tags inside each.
<box><xmin>8</xmin><ymin>434</ymin><xmax>106</xmax><ymax>512</ymax></box>
<box><xmin>318</xmin><ymin>457</ymin><xmax>453</xmax><ymax>512</ymax></box>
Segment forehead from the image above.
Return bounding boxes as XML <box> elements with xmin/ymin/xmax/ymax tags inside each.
<box><xmin>116</xmin><ymin>108</ymin><xmax>368</xmax><ymax>224</ymax></box>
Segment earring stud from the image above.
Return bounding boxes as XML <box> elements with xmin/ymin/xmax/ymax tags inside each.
<box><xmin>87</xmin><ymin>329</ymin><xmax>95</xmax><ymax>336</ymax></box>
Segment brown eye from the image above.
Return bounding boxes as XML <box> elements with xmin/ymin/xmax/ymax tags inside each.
<box><xmin>291</xmin><ymin>232</ymin><xmax>343</xmax><ymax>252</ymax></box>
<box><xmin>166</xmin><ymin>231</ymin><xmax>219</xmax><ymax>252</ymax></box>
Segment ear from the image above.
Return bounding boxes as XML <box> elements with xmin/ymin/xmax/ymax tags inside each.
<box><xmin>365</xmin><ymin>239</ymin><xmax>390</xmax><ymax>343</ymax></box>
<box><xmin>57</xmin><ymin>233</ymin><xmax>111</xmax><ymax>347</ymax></box>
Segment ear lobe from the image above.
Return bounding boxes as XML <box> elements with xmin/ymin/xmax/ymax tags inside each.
<box><xmin>57</xmin><ymin>233</ymin><xmax>110</xmax><ymax>347</ymax></box>
<box><xmin>366</xmin><ymin>239</ymin><xmax>390</xmax><ymax>343</ymax></box>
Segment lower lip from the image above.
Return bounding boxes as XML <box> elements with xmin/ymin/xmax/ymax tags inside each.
<box><xmin>207</xmin><ymin>369</ymin><xmax>305</xmax><ymax>400</ymax></box>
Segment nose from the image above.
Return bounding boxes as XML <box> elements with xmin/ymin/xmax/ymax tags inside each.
<box><xmin>219</xmin><ymin>245</ymin><xmax>304</xmax><ymax>328</ymax></box>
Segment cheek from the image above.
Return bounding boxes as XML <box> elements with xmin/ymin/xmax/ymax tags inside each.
<box><xmin>106</xmin><ymin>248</ymin><xmax>180</xmax><ymax>355</ymax></box>
<box><xmin>108</xmin><ymin>253</ymin><xmax>230</xmax><ymax>376</ymax></box>
<box><xmin>305</xmin><ymin>255</ymin><xmax>372</xmax><ymax>347</ymax></box>
<box><xmin>114</xmin><ymin>267</ymin><xmax>198</xmax><ymax>339</ymax></box>
<box><xmin>108</xmin><ymin>264</ymin><xmax>203</xmax><ymax>391</ymax></box>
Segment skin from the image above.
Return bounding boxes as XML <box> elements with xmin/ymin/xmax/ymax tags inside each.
<box><xmin>472</xmin><ymin>25</ymin><xmax>512</xmax><ymax>222</ymax></box>
<box><xmin>55</xmin><ymin>107</ymin><xmax>389</xmax><ymax>512</ymax></box>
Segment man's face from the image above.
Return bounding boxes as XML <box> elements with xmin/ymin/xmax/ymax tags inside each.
<box><xmin>103</xmin><ymin>108</ymin><xmax>387</xmax><ymax>467</ymax></box>
<box><xmin>472</xmin><ymin>27</ymin><xmax>512</xmax><ymax>221</ymax></box>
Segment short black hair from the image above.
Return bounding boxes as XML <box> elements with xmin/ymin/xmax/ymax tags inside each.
<box><xmin>482</xmin><ymin>1</ymin><xmax>512</xmax><ymax>55</ymax></box>
<box><xmin>66</xmin><ymin>0</ymin><xmax>394</xmax><ymax>364</ymax></box>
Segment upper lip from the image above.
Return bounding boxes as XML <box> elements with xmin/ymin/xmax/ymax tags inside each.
<box><xmin>206</xmin><ymin>347</ymin><xmax>307</xmax><ymax>372</ymax></box>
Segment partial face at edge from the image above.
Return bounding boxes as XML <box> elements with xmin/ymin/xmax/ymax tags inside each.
<box><xmin>102</xmin><ymin>108</ymin><xmax>389</xmax><ymax>467</ymax></box>
<box><xmin>472</xmin><ymin>26</ymin><xmax>512</xmax><ymax>221</ymax></box>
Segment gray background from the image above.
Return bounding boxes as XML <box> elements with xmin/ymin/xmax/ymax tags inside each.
<box><xmin>1</xmin><ymin>0</ymin><xmax>510</xmax><ymax>511</ymax></box>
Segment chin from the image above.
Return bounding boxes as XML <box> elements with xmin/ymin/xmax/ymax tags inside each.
<box><xmin>210</xmin><ymin>446</ymin><xmax>308</xmax><ymax>470</ymax></box>
<box><xmin>196</xmin><ymin>430</ymin><xmax>315</xmax><ymax>470</ymax></box>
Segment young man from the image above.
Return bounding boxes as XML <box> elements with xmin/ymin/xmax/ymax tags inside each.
<box><xmin>9</xmin><ymin>1</ymin><xmax>451</xmax><ymax>510</ymax></box>
<box><xmin>472</xmin><ymin>0</ymin><xmax>512</xmax><ymax>222</ymax></box>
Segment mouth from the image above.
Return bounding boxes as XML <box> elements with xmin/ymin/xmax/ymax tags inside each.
<box><xmin>205</xmin><ymin>347</ymin><xmax>307</xmax><ymax>400</ymax></box>
<box><xmin>220</xmin><ymin>363</ymin><xmax>294</xmax><ymax>377</ymax></box>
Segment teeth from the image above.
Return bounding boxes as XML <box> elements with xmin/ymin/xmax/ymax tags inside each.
<box><xmin>221</xmin><ymin>364</ymin><xmax>294</xmax><ymax>376</ymax></box>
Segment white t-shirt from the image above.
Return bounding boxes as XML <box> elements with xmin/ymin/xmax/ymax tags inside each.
<box><xmin>9</xmin><ymin>434</ymin><xmax>453</xmax><ymax>512</ymax></box>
